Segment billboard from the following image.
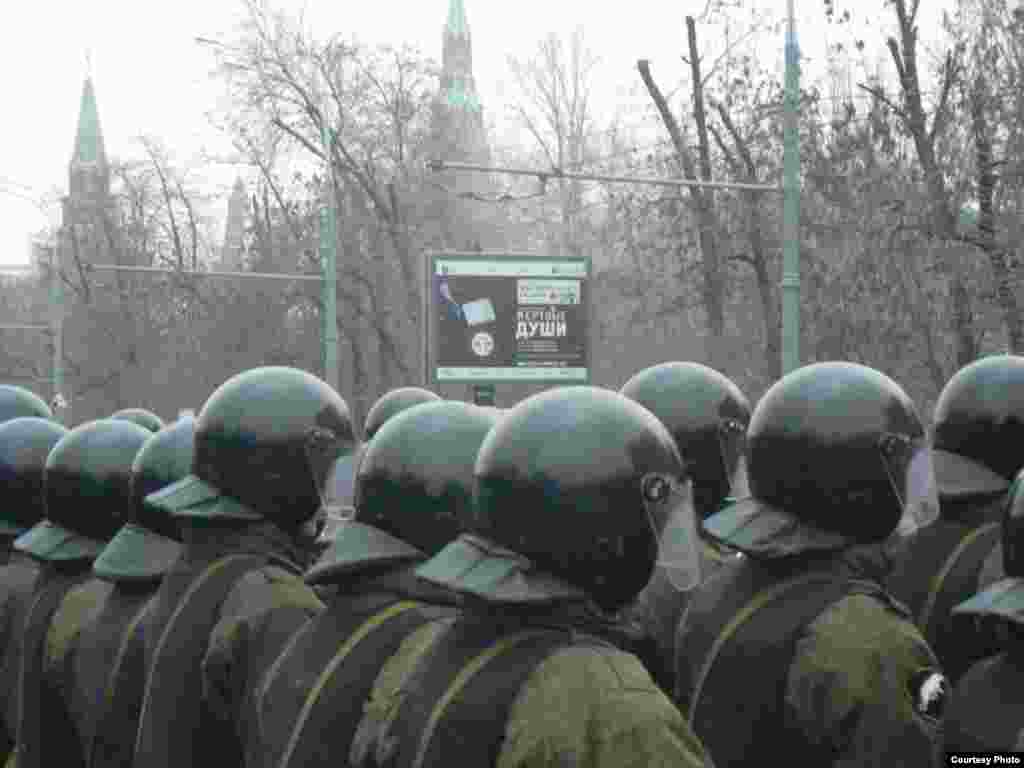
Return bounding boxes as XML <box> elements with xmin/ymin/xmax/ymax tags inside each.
<box><xmin>427</xmin><ymin>254</ymin><xmax>590</xmax><ymax>383</ymax></box>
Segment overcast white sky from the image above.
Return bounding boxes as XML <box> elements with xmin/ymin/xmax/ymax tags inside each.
<box><xmin>0</xmin><ymin>0</ymin><xmax>958</xmax><ymax>267</ymax></box>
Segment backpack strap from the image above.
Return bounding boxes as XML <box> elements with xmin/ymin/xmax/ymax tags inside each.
<box><xmin>919</xmin><ymin>521</ymin><xmax>1002</xmax><ymax>679</ymax></box>
<box><xmin>133</xmin><ymin>554</ymin><xmax>268</xmax><ymax>768</ymax></box>
<box><xmin>920</xmin><ymin>522</ymin><xmax>1001</xmax><ymax>637</ymax></box>
<box><xmin>680</xmin><ymin>566</ymin><xmax>871</xmax><ymax>766</ymax></box>
<box><xmin>16</xmin><ymin>569</ymin><xmax>90</xmax><ymax>768</ymax></box>
<box><xmin>689</xmin><ymin>572</ymin><xmax>843</xmax><ymax>722</ymax></box>
<box><xmin>87</xmin><ymin>595</ymin><xmax>154</xmax><ymax>768</ymax></box>
<box><xmin>387</xmin><ymin>621</ymin><xmax>601</xmax><ymax>768</ymax></box>
<box><xmin>275</xmin><ymin>600</ymin><xmax>434</xmax><ymax>768</ymax></box>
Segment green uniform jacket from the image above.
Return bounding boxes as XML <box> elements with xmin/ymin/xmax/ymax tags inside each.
<box><xmin>628</xmin><ymin>540</ymin><xmax>740</xmax><ymax>695</ymax></box>
<box><xmin>14</xmin><ymin>564</ymin><xmax>95</xmax><ymax>768</ymax></box>
<box><xmin>36</xmin><ymin>577</ymin><xmax>158</xmax><ymax>768</ymax></box>
<box><xmin>130</xmin><ymin>523</ymin><xmax>324</xmax><ymax>768</ymax></box>
<box><xmin>350</xmin><ymin>611</ymin><xmax>715</xmax><ymax>768</ymax></box>
<box><xmin>945</xmin><ymin>650</ymin><xmax>1024</xmax><ymax>752</ymax></box>
<box><xmin>202</xmin><ymin>569</ymin><xmax>455</xmax><ymax>768</ymax></box>
<box><xmin>676</xmin><ymin>547</ymin><xmax>944</xmax><ymax>768</ymax></box>
<box><xmin>885</xmin><ymin>500</ymin><xmax>1005</xmax><ymax>682</ymax></box>
<box><xmin>0</xmin><ymin>555</ymin><xmax>40</xmax><ymax>763</ymax></box>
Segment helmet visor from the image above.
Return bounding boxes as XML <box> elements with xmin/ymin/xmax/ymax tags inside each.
<box><xmin>316</xmin><ymin>506</ymin><xmax>354</xmax><ymax>545</ymax></box>
<box><xmin>883</xmin><ymin>438</ymin><xmax>940</xmax><ymax>538</ymax></box>
<box><xmin>643</xmin><ymin>473</ymin><xmax>701</xmax><ymax>592</ymax></box>
<box><xmin>314</xmin><ymin>447</ymin><xmax>364</xmax><ymax>544</ymax></box>
<box><xmin>716</xmin><ymin>421</ymin><xmax>750</xmax><ymax>500</ymax></box>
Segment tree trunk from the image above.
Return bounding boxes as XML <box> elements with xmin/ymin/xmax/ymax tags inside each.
<box><xmin>970</xmin><ymin>75</ymin><xmax>1023</xmax><ymax>352</ymax></box>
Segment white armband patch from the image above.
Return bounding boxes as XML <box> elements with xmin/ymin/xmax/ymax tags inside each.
<box><xmin>911</xmin><ymin>670</ymin><xmax>948</xmax><ymax>720</ymax></box>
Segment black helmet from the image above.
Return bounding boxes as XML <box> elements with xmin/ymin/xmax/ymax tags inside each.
<box><xmin>704</xmin><ymin>362</ymin><xmax>937</xmax><ymax>557</ymax></box>
<box><xmin>931</xmin><ymin>355</ymin><xmax>1024</xmax><ymax>500</ymax></box>
<box><xmin>953</xmin><ymin>469</ymin><xmax>1024</xmax><ymax>624</ymax></box>
<box><xmin>621</xmin><ymin>362</ymin><xmax>751</xmax><ymax>519</ymax></box>
<box><xmin>145</xmin><ymin>367</ymin><xmax>355</xmax><ymax>530</ymax></box>
<box><xmin>14</xmin><ymin>419</ymin><xmax>150</xmax><ymax>562</ymax></box>
<box><xmin>93</xmin><ymin>415</ymin><xmax>195</xmax><ymax>581</ymax></box>
<box><xmin>417</xmin><ymin>387</ymin><xmax>700</xmax><ymax>612</ymax></box>
<box><xmin>0</xmin><ymin>385</ymin><xmax>52</xmax><ymax>423</ymax></box>
<box><xmin>308</xmin><ymin>401</ymin><xmax>500</xmax><ymax>584</ymax></box>
<box><xmin>111</xmin><ymin>408</ymin><xmax>164</xmax><ymax>433</ymax></box>
<box><xmin>0</xmin><ymin>418</ymin><xmax>68</xmax><ymax>536</ymax></box>
<box><xmin>363</xmin><ymin>387</ymin><xmax>441</xmax><ymax>440</ymax></box>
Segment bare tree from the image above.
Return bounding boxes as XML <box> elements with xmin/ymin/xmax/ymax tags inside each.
<box><xmin>637</xmin><ymin>17</ymin><xmax>727</xmax><ymax>370</ymax></box>
<box><xmin>205</xmin><ymin>0</ymin><xmax>435</xmax><ymax>411</ymax></box>
<box><xmin>507</xmin><ymin>28</ymin><xmax>600</xmax><ymax>258</ymax></box>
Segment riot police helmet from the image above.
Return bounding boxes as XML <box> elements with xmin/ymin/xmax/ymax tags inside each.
<box><xmin>621</xmin><ymin>361</ymin><xmax>751</xmax><ymax>519</ymax></box>
<box><xmin>417</xmin><ymin>386</ymin><xmax>701</xmax><ymax>612</ymax></box>
<box><xmin>931</xmin><ymin>355</ymin><xmax>1024</xmax><ymax>500</ymax></box>
<box><xmin>14</xmin><ymin>419</ymin><xmax>150</xmax><ymax>562</ymax></box>
<box><xmin>145</xmin><ymin>367</ymin><xmax>355</xmax><ymax>532</ymax></box>
<box><xmin>0</xmin><ymin>385</ymin><xmax>52</xmax><ymax>423</ymax></box>
<box><xmin>93</xmin><ymin>414</ymin><xmax>196</xmax><ymax>581</ymax></box>
<box><xmin>704</xmin><ymin>362</ymin><xmax>938</xmax><ymax>557</ymax></box>
<box><xmin>0</xmin><ymin>417</ymin><xmax>68</xmax><ymax>536</ymax></box>
<box><xmin>111</xmin><ymin>408</ymin><xmax>164</xmax><ymax>433</ymax></box>
<box><xmin>362</xmin><ymin>387</ymin><xmax>441</xmax><ymax>441</ymax></box>
<box><xmin>308</xmin><ymin>401</ymin><xmax>499</xmax><ymax>584</ymax></box>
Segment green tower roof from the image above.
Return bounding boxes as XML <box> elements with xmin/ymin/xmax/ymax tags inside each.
<box><xmin>447</xmin><ymin>0</ymin><xmax>469</xmax><ymax>38</ymax></box>
<box><xmin>71</xmin><ymin>77</ymin><xmax>106</xmax><ymax>168</ymax></box>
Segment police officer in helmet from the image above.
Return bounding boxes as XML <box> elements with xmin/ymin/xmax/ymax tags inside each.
<box><xmin>0</xmin><ymin>417</ymin><xmax>67</xmax><ymax>765</ymax></box>
<box><xmin>0</xmin><ymin>385</ymin><xmax>52</xmax><ymax>426</ymax></box>
<box><xmin>38</xmin><ymin>415</ymin><xmax>196</xmax><ymax>768</ymax></box>
<box><xmin>620</xmin><ymin>361</ymin><xmax>749</xmax><ymax>693</ymax></box>
<box><xmin>351</xmin><ymin>386</ymin><xmax>714</xmax><ymax>768</ymax></box>
<box><xmin>110</xmin><ymin>408</ymin><xmax>164</xmax><ymax>433</ymax></box>
<box><xmin>130</xmin><ymin>367</ymin><xmax>350</xmax><ymax>768</ymax></box>
<box><xmin>887</xmin><ymin>354</ymin><xmax>1024</xmax><ymax>682</ymax></box>
<box><xmin>312</xmin><ymin>386</ymin><xmax>441</xmax><ymax>554</ymax></box>
<box><xmin>676</xmin><ymin>362</ymin><xmax>945</xmax><ymax>767</ymax></box>
<box><xmin>203</xmin><ymin>400</ymin><xmax>499</xmax><ymax>768</ymax></box>
<box><xmin>362</xmin><ymin>387</ymin><xmax>441</xmax><ymax>441</ymax></box>
<box><xmin>12</xmin><ymin>419</ymin><xmax>151</xmax><ymax>768</ymax></box>
<box><xmin>944</xmin><ymin>468</ymin><xmax>1024</xmax><ymax>751</ymax></box>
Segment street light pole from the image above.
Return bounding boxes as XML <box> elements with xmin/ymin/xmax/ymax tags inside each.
<box><xmin>320</xmin><ymin>120</ymin><xmax>340</xmax><ymax>393</ymax></box>
<box><xmin>50</xmin><ymin>234</ymin><xmax>65</xmax><ymax>423</ymax></box>
<box><xmin>781</xmin><ymin>0</ymin><xmax>802</xmax><ymax>375</ymax></box>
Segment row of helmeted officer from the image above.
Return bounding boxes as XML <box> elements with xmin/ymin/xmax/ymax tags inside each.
<box><xmin>0</xmin><ymin>355</ymin><xmax>1021</xmax><ymax>768</ymax></box>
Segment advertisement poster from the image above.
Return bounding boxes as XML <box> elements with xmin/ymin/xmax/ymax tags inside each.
<box><xmin>432</xmin><ymin>256</ymin><xmax>589</xmax><ymax>382</ymax></box>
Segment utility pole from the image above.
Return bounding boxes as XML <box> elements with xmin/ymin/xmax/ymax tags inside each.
<box><xmin>50</xmin><ymin>234</ymin><xmax>65</xmax><ymax>423</ymax></box>
<box><xmin>781</xmin><ymin>0</ymin><xmax>802</xmax><ymax>375</ymax></box>
<box><xmin>319</xmin><ymin>82</ymin><xmax>340</xmax><ymax>392</ymax></box>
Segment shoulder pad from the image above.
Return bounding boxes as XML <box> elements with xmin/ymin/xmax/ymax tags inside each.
<box><xmin>221</xmin><ymin>564</ymin><xmax>323</xmax><ymax>621</ymax></box>
<box><xmin>260</xmin><ymin>564</ymin><xmax>305</xmax><ymax>584</ymax></box>
<box><xmin>543</xmin><ymin>642</ymin><xmax>656</xmax><ymax>693</ymax></box>
<box><xmin>843</xmin><ymin>578</ymin><xmax>914</xmax><ymax>620</ymax></box>
<box><xmin>47</xmin><ymin>580</ymin><xmax>112</xmax><ymax>667</ymax></box>
<box><xmin>910</xmin><ymin>669</ymin><xmax>949</xmax><ymax>721</ymax></box>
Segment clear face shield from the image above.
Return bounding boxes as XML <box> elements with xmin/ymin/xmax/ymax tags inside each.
<box><xmin>642</xmin><ymin>472</ymin><xmax>702</xmax><ymax>592</ymax></box>
<box><xmin>314</xmin><ymin>447</ymin><xmax>365</xmax><ymax>545</ymax></box>
<box><xmin>303</xmin><ymin>429</ymin><xmax>360</xmax><ymax>544</ymax></box>
<box><xmin>880</xmin><ymin>434</ymin><xmax>940</xmax><ymax>540</ymax></box>
<box><xmin>716</xmin><ymin>419</ymin><xmax>751</xmax><ymax>502</ymax></box>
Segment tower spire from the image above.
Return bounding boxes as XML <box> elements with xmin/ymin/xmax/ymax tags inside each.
<box><xmin>446</xmin><ymin>0</ymin><xmax>469</xmax><ymax>39</ymax></box>
<box><xmin>70</xmin><ymin>71</ymin><xmax>107</xmax><ymax>170</ymax></box>
<box><xmin>440</xmin><ymin>0</ymin><xmax>479</xmax><ymax>111</ymax></box>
